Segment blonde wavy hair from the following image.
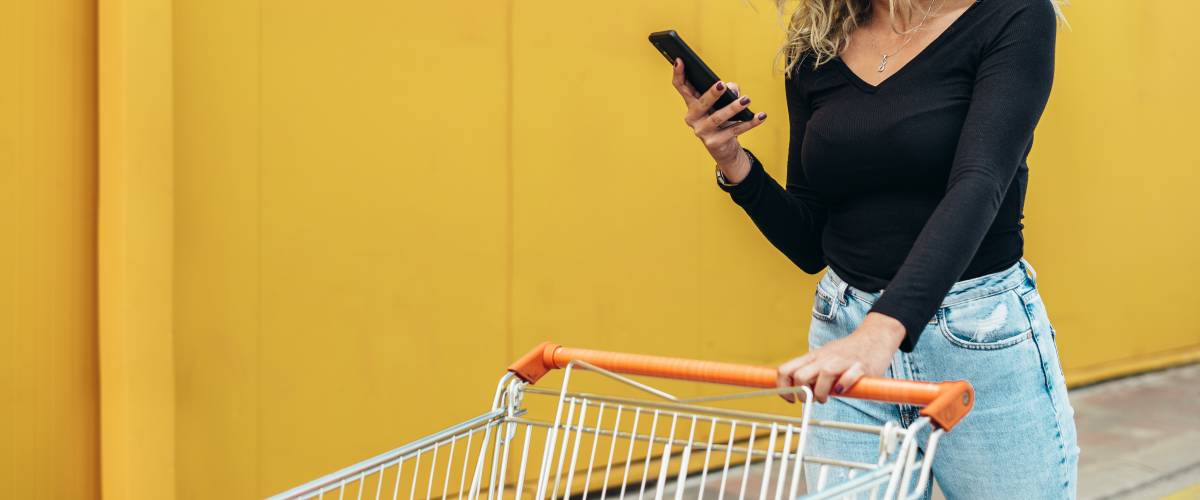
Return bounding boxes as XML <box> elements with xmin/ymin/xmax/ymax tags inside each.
<box><xmin>776</xmin><ymin>0</ymin><xmax>1067</xmax><ymax>74</ymax></box>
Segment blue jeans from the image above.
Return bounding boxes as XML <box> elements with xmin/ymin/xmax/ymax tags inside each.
<box><xmin>804</xmin><ymin>259</ymin><xmax>1079</xmax><ymax>499</ymax></box>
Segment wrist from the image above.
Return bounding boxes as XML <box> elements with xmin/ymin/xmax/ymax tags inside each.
<box><xmin>860</xmin><ymin>312</ymin><xmax>906</xmax><ymax>349</ymax></box>
<box><xmin>717</xmin><ymin>149</ymin><xmax>752</xmax><ymax>184</ymax></box>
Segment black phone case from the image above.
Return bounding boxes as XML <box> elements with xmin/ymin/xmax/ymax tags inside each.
<box><xmin>648</xmin><ymin>30</ymin><xmax>755</xmax><ymax>123</ymax></box>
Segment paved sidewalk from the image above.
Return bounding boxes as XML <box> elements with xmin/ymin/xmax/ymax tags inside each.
<box><xmin>1069</xmin><ymin>363</ymin><xmax>1200</xmax><ymax>499</ymax></box>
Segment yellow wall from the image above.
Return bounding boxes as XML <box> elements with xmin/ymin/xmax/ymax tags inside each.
<box><xmin>98</xmin><ymin>0</ymin><xmax>177</xmax><ymax>498</ymax></box>
<box><xmin>168</xmin><ymin>1</ymin><xmax>1200</xmax><ymax>497</ymax></box>
<box><xmin>172</xmin><ymin>1</ymin><xmax>512</xmax><ymax>497</ymax></box>
<box><xmin>0</xmin><ymin>1</ymin><xmax>99</xmax><ymax>498</ymax></box>
<box><xmin>1023</xmin><ymin>2</ymin><xmax>1200</xmax><ymax>384</ymax></box>
<box><xmin>2</xmin><ymin>1</ymin><xmax>1199</xmax><ymax>499</ymax></box>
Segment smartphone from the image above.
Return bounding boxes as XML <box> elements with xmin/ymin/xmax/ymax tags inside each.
<box><xmin>648</xmin><ymin>30</ymin><xmax>754</xmax><ymax>123</ymax></box>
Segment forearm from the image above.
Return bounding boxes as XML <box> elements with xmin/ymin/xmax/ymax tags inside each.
<box><xmin>718</xmin><ymin>150</ymin><xmax>827</xmax><ymax>273</ymax></box>
<box><xmin>870</xmin><ymin>174</ymin><xmax>1011</xmax><ymax>351</ymax></box>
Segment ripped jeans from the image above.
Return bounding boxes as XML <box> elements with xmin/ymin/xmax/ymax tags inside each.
<box><xmin>805</xmin><ymin>259</ymin><xmax>1080</xmax><ymax>499</ymax></box>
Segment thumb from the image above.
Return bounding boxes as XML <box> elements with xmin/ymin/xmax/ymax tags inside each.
<box><xmin>726</xmin><ymin>82</ymin><xmax>741</xmax><ymax>96</ymax></box>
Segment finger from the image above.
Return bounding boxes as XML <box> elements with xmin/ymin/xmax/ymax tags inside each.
<box><xmin>791</xmin><ymin>362</ymin><xmax>822</xmax><ymax>394</ymax></box>
<box><xmin>672</xmin><ymin>59</ymin><xmax>700</xmax><ymax>100</ymax></box>
<box><xmin>712</xmin><ymin>112</ymin><xmax>768</xmax><ymax>139</ymax></box>
<box><xmin>726</xmin><ymin>82</ymin><xmax>741</xmax><ymax>97</ymax></box>
<box><xmin>688</xmin><ymin>81</ymin><xmax>728</xmax><ymax>122</ymax></box>
<box><xmin>776</xmin><ymin>364</ymin><xmax>796</xmax><ymax>403</ymax></box>
<box><xmin>777</xmin><ymin>353</ymin><xmax>813</xmax><ymax>403</ymax></box>
<box><xmin>671</xmin><ymin>59</ymin><xmax>699</xmax><ymax>103</ymax></box>
<box><xmin>778</xmin><ymin>353</ymin><xmax>814</xmax><ymax>377</ymax></box>
<box><xmin>832</xmin><ymin>362</ymin><xmax>867</xmax><ymax>399</ymax></box>
<box><xmin>707</xmin><ymin>95</ymin><xmax>753</xmax><ymax>128</ymax></box>
<box><xmin>812</xmin><ymin>361</ymin><xmax>847</xmax><ymax>404</ymax></box>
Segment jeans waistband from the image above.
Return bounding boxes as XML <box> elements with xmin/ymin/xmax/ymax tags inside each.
<box><xmin>820</xmin><ymin>258</ymin><xmax>1037</xmax><ymax>309</ymax></box>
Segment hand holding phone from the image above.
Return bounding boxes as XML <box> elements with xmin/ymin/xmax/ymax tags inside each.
<box><xmin>649</xmin><ymin>30</ymin><xmax>754</xmax><ymax>122</ymax></box>
<box><xmin>649</xmin><ymin>30</ymin><xmax>767</xmax><ymax>183</ymax></box>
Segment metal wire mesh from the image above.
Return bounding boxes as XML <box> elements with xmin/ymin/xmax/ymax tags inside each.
<box><xmin>270</xmin><ymin>364</ymin><xmax>941</xmax><ymax>500</ymax></box>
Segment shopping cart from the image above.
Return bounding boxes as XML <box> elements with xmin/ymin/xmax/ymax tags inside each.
<box><xmin>270</xmin><ymin>342</ymin><xmax>973</xmax><ymax>500</ymax></box>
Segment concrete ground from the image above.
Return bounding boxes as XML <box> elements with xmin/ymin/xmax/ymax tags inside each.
<box><xmin>1067</xmin><ymin>363</ymin><xmax>1200</xmax><ymax>500</ymax></box>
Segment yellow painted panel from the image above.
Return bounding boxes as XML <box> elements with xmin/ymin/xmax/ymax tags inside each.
<box><xmin>509</xmin><ymin>1</ymin><xmax>809</xmax><ymax>400</ymax></box>
<box><xmin>1025</xmin><ymin>1</ymin><xmax>1200</xmax><ymax>375</ymax></box>
<box><xmin>511</xmin><ymin>0</ymin><xmax>708</xmax><ymax>394</ymax></box>
<box><xmin>692</xmin><ymin>1</ymin><xmax>820</xmax><ymax>374</ymax></box>
<box><xmin>173</xmin><ymin>0</ymin><xmax>261</xmax><ymax>499</ymax></box>
<box><xmin>1066</xmin><ymin>344</ymin><xmax>1200</xmax><ymax>388</ymax></box>
<box><xmin>509</xmin><ymin>1</ymin><xmax>814</xmax><ymax>406</ymax></box>
<box><xmin>98</xmin><ymin>0</ymin><xmax>177</xmax><ymax>498</ymax></box>
<box><xmin>166</xmin><ymin>0</ymin><xmax>1200</xmax><ymax>496</ymax></box>
<box><xmin>170</xmin><ymin>0</ymin><xmax>513</xmax><ymax>495</ymax></box>
<box><xmin>0</xmin><ymin>0</ymin><xmax>99</xmax><ymax>499</ymax></box>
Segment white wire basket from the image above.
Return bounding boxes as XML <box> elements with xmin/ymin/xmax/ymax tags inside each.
<box><xmin>269</xmin><ymin>342</ymin><xmax>974</xmax><ymax>500</ymax></box>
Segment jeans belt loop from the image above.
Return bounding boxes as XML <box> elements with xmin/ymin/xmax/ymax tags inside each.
<box><xmin>1021</xmin><ymin>257</ymin><xmax>1037</xmax><ymax>282</ymax></box>
<box><xmin>836</xmin><ymin>280</ymin><xmax>850</xmax><ymax>305</ymax></box>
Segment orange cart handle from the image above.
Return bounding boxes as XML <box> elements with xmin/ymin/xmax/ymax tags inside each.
<box><xmin>508</xmin><ymin>342</ymin><xmax>973</xmax><ymax>431</ymax></box>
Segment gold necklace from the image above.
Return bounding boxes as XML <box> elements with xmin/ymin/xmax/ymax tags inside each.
<box><xmin>870</xmin><ymin>0</ymin><xmax>947</xmax><ymax>72</ymax></box>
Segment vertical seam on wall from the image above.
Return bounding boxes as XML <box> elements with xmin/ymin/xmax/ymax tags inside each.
<box><xmin>504</xmin><ymin>0</ymin><xmax>514</xmax><ymax>365</ymax></box>
<box><xmin>90</xmin><ymin>0</ymin><xmax>103</xmax><ymax>493</ymax></box>
<box><xmin>255</xmin><ymin>0</ymin><xmax>264</xmax><ymax>495</ymax></box>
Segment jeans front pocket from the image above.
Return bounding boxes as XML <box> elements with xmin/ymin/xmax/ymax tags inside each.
<box><xmin>939</xmin><ymin>288</ymin><xmax>1033</xmax><ymax>350</ymax></box>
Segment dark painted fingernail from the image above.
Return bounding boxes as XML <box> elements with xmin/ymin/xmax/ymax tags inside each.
<box><xmin>739</xmin><ymin>96</ymin><xmax>750</xmax><ymax>105</ymax></box>
<box><xmin>716</xmin><ymin>82</ymin><xmax>725</xmax><ymax>91</ymax></box>
<box><xmin>833</xmin><ymin>384</ymin><xmax>844</xmax><ymax>394</ymax></box>
<box><xmin>757</xmin><ymin>112</ymin><xmax>768</xmax><ymax>120</ymax></box>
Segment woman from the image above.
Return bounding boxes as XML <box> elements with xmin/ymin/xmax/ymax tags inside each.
<box><xmin>669</xmin><ymin>0</ymin><xmax>1078</xmax><ymax>497</ymax></box>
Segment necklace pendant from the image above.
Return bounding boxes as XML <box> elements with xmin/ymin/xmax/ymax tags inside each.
<box><xmin>877</xmin><ymin>54</ymin><xmax>888</xmax><ymax>72</ymax></box>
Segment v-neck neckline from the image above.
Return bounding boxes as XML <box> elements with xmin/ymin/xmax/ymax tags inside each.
<box><xmin>833</xmin><ymin>0</ymin><xmax>983</xmax><ymax>93</ymax></box>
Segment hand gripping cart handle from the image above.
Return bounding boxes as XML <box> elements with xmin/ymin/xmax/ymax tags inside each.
<box><xmin>271</xmin><ymin>342</ymin><xmax>975</xmax><ymax>500</ymax></box>
<box><xmin>509</xmin><ymin>342</ymin><xmax>974</xmax><ymax>431</ymax></box>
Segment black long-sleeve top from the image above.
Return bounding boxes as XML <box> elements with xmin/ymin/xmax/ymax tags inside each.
<box><xmin>719</xmin><ymin>0</ymin><xmax>1056</xmax><ymax>352</ymax></box>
